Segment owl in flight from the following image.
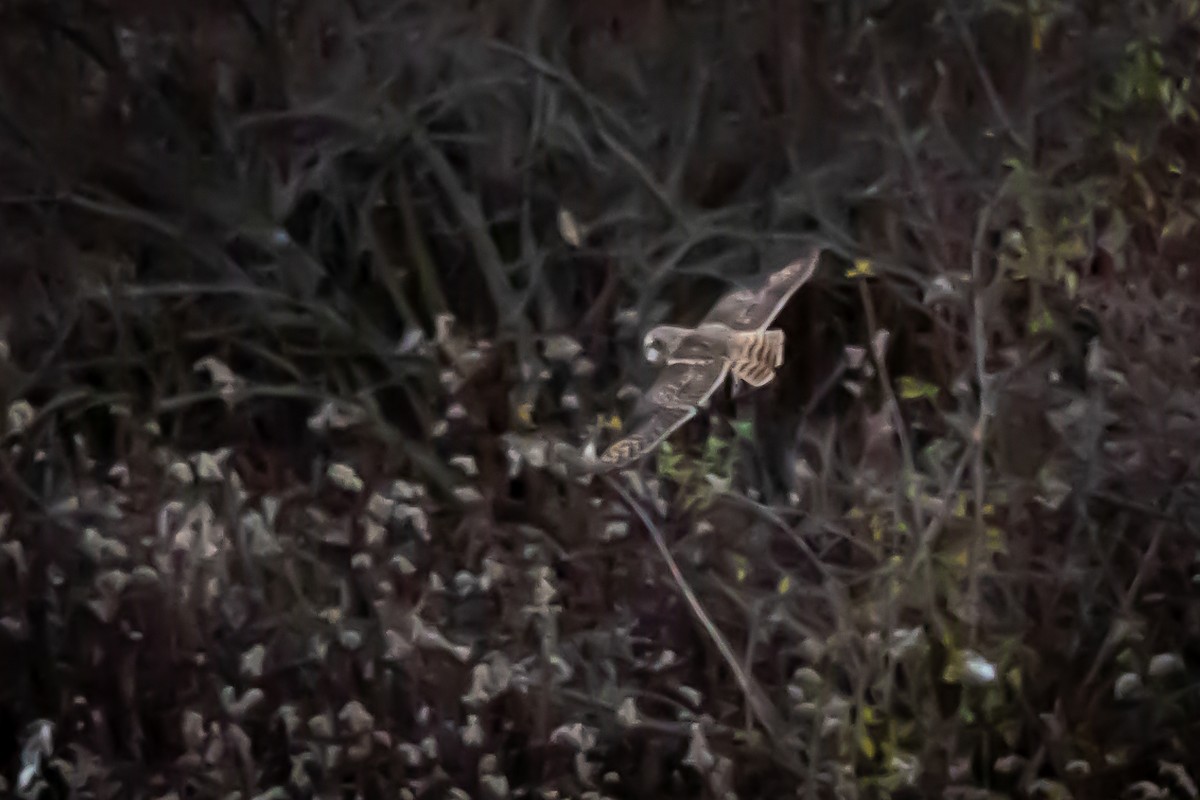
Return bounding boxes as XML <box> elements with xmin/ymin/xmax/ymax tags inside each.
<box><xmin>596</xmin><ymin>248</ymin><xmax>821</xmax><ymax>470</ymax></box>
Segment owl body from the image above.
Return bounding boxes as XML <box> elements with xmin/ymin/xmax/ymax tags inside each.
<box><xmin>648</xmin><ymin>323</ymin><xmax>783</xmax><ymax>383</ymax></box>
<box><xmin>645</xmin><ymin>323</ymin><xmax>739</xmax><ymax>365</ymax></box>
<box><xmin>596</xmin><ymin>249</ymin><xmax>821</xmax><ymax>469</ymax></box>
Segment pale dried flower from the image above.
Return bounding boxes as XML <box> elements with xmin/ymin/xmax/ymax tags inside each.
<box><xmin>327</xmin><ymin>463</ymin><xmax>364</xmax><ymax>493</ymax></box>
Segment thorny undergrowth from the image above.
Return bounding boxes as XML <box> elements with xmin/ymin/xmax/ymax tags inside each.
<box><xmin>1</xmin><ymin>1</ymin><xmax>1200</xmax><ymax>798</ymax></box>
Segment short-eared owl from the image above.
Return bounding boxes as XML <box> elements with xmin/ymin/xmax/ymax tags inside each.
<box><xmin>598</xmin><ymin>249</ymin><xmax>821</xmax><ymax>470</ymax></box>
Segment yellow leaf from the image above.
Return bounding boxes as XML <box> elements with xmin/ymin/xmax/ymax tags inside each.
<box><xmin>517</xmin><ymin>402</ymin><xmax>534</xmax><ymax>425</ymax></box>
<box><xmin>986</xmin><ymin>526</ymin><xmax>1007</xmax><ymax>554</ymax></box>
<box><xmin>845</xmin><ymin>259</ymin><xmax>874</xmax><ymax>279</ymax></box>
<box><xmin>953</xmin><ymin>493</ymin><xmax>968</xmax><ymax>519</ymax></box>
<box><xmin>1057</xmin><ymin>234</ymin><xmax>1089</xmax><ymax>262</ymax></box>
<box><xmin>859</xmin><ymin>735</ymin><xmax>877</xmax><ymax>759</ymax></box>
<box><xmin>870</xmin><ymin>515</ymin><xmax>885</xmax><ymax>542</ymax></box>
<box><xmin>777</xmin><ymin>576</ymin><xmax>791</xmax><ymax>595</ymax></box>
<box><xmin>1114</xmin><ymin>140</ymin><xmax>1140</xmax><ymax>163</ymax></box>
<box><xmin>730</xmin><ymin>554</ymin><xmax>751</xmax><ymax>584</ymax></box>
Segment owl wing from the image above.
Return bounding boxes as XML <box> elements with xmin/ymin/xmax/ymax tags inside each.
<box><xmin>702</xmin><ymin>248</ymin><xmax>821</xmax><ymax>332</ymax></box>
<box><xmin>597</xmin><ymin>405</ymin><xmax>696</xmax><ymax>469</ymax></box>
<box><xmin>599</xmin><ymin>358</ymin><xmax>730</xmax><ymax>469</ymax></box>
<box><xmin>641</xmin><ymin>357</ymin><xmax>731</xmax><ymax>410</ymax></box>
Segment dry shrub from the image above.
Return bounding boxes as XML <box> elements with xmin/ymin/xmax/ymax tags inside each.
<box><xmin>1</xmin><ymin>1</ymin><xmax>1199</xmax><ymax>798</ymax></box>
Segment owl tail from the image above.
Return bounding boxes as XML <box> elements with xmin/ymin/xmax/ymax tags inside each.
<box><xmin>729</xmin><ymin>329</ymin><xmax>785</xmax><ymax>387</ymax></box>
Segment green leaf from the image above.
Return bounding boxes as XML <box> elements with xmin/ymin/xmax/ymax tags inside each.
<box><xmin>1028</xmin><ymin>308</ymin><xmax>1055</xmax><ymax>334</ymax></box>
<box><xmin>656</xmin><ymin>445</ymin><xmax>683</xmax><ymax>477</ymax></box>
<box><xmin>729</xmin><ymin>419</ymin><xmax>754</xmax><ymax>440</ymax></box>
<box><xmin>703</xmin><ymin>435</ymin><xmax>727</xmax><ymax>461</ymax></box>
<box><xmin>898</xmin><ymin>376</ymin><xmax>939</xmax><ymax>401</ymax></box>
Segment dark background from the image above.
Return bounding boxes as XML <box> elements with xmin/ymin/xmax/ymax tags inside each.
<box><xmin>1</xmin><ymin>1</ymin><xmax>1199</xmax><ymax>797</ymax></box>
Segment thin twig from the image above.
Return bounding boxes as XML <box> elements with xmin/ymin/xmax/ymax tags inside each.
<box><xmin>1078</xmin><ymin>522</ymin><xmax>1164</xmax><ymax>694</ymax></box>
<box><xmin>715</xmin><ymin>491</ymin><xmax>836</xmax><ymax>585</ymax></box>
<box><xmin>665</xmin><ymin>58</ymin><xmax>710</xmax><ymax>199</ymax></box>
<box><xmin>945</xmin><ymin>1</ymin><xmax>1029</xmax><ymax>152</ymax></box>
<box><xmin>856</xmin><ymin>279</ymin><xmax>924</xmax><ymax>535</ymax></box>
<box><xmin>604</xmin><ymin>475</ymin><xmax>789</xmax><ymax>748</ymax></box>
<box><xmin>966</xmin><ymin>192</ymin><xmax>1001</xmax><ymax>641</ymax></box>
<box><xmin>866</xmin><ymin>31</ymin><xmax>954</xmax><ymax>271</ymax></box>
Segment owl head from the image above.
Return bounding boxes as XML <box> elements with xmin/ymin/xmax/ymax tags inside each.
<box><xmin>642</xmin><ymin>325</ymin><xmax>691</xmax><ymax>364</ymax></box>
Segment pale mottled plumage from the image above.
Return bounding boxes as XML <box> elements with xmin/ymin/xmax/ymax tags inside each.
<box><xmin>598</xmin><ymin>249</ymin><xmax>821</xmax><ymax>469</ymax></box>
